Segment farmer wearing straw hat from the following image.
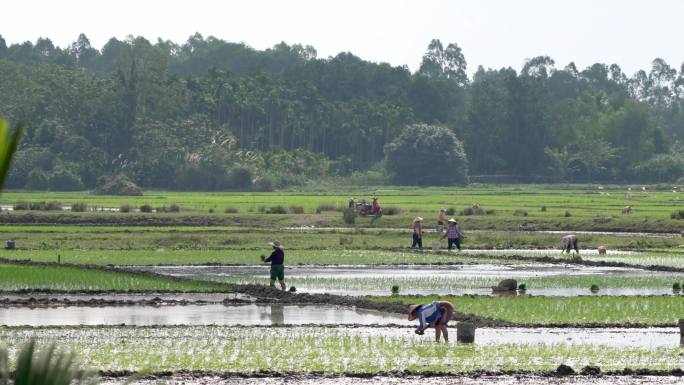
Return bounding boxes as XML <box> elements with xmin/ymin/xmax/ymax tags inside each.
<box><xmin>263</xmin><ymin>240</ymin><xmax>286</xmax><ymax>290</ymax></box>
<box><xmin>408</xmin><ymin>301</ymin><xmax>454</xmax><ymax>342</ymax></box>
<box><xmin>412</xmin><ymin>217</ymin><xmax>424</xmax><ymax>249</ymax></box>
<box><xmin>441</xmin><ymin>218</ymin><xmax>463</xmax><ymax>251</ymax></box>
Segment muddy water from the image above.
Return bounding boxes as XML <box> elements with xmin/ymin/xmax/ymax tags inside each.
<box><xmin>0</xmin><ymin>304</ymin><xmax>410</xmax><ymax>326</ymax></box>
<box><xmin>138</xmin><ymin>264</ymin><xmax>678</xmax><ymax>296</ymax></box>
<box><xmin>101</xmin><ymin>375</ymin><xmax>684</xmax><ymax>385</ymax></box>
<box><xmin>0</xmin><ymin>292</ymin><xmax>251</xmax><ymax>303</ymax></box>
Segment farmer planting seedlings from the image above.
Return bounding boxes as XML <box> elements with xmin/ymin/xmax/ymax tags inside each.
<box><xmin>263</xmin><ymin>240</ymin><xmax>286</xmax><ymax>290</ymax></box>
<box><xmin>408</xmin><ymin>301</ymin><xmax>454</xmax><ymax>342</ymax></box>
<box><xmin>561</xmin><ymin>234</ymin><xmax>579</xmax><ymax>255</ymax></box>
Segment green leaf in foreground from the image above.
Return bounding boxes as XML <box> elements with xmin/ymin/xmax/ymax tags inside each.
<box><xmin>0</xmin><ymin>119</ymin><xmax>23</xmax><ymax>190</ymax></box>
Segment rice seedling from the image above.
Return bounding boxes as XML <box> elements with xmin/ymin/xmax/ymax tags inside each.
<box><xmin>0</xmin><ymin>326</ymin><xmax>679</xmax><ymax>373</ymax></box>
<box><xmin>0</xmin><ymin>263</ymin><xmax>227</xmax><ymax>292</ymax></box>
<box><xmin>369</xmin><ymin>295</ymin><xmax>684</xmax><ymax>325</ymax></box>
<box><xmin>391</xmin><ymin>285</ymin><xmax>400</xmax><ymax>295</ymax></box>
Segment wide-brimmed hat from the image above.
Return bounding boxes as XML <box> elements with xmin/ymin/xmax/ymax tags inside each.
<box><xmin>407</xmin><ymin>304</ymin><xmax>421</xmax><ymax>320</ymax></box>
<box><xmin>414</xmin><ymin>217</ymin><xmax>423</xmax><ymax>222</ymax></box>
<box><xmin>269</xmin><ymin>241</ymin><xmax>283</xmax><ymax>249</ymax></box>
<box><xmin>448</xmin><ymin>218</ymin><xmax>457</xmax><ymax>223</ymax></box>
<box><xmin>440</xmin><ymin>208</ymin><xmax>446</xmax><ymax>212</ymax></box>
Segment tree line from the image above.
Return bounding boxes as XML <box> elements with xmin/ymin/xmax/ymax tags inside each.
<box><xmin>1</xmin><ymin>33</ymin><xmax>683</xmax><ymax>190</ymax></box>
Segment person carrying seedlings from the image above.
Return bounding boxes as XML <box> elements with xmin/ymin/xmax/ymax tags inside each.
<box><xmin>441</xmin><ymin>218</ymin><xmax>463</xmax><ymax>251</ymax></box>
<box><xmin>263</xmin><ymin>240</ymin><xmax>286</xmax><ymax>290</ymax></box>
<box><xmin>412</xmin><ymin>217</ymin><xmax>424</xmax><ymax>249</ymax></box>
<box><xmin>561</xmin><ymin>234</ymin><xmax>579</xmax><ymax>254</ymax></box>
<box><xmin>408</xmin><ymin>301</ymin><xmax>454</xmax><ymax>342</ymax></box>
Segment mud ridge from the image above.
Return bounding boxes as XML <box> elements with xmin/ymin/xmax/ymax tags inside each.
<box><xmin>0</xmin><ymin>297</ymin><xmax>248</xmax><ymax>308</ymax></box>
<box><xmin>98</xmin><ymin>367</ymin><xmax>684</xmax><ymax>379</ymax></box>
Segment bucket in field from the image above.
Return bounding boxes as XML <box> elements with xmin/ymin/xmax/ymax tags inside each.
<box><xmin>456</xmin><ymin>322</ymin><xmax>476</xmax><ymax>343</ymax></box>
<box><xmin>431</xmin><ymin>242</ymin><xmax>440</xmax><ymax>251</ymax></box>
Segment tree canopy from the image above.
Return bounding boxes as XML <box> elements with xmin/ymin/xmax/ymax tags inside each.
<box><xmin>1</xmin><ymin>33</ymin><xmax>684</xmax><ymax>190</ymax></box>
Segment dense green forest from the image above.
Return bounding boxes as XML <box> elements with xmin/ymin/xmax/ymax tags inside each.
<box><xmin>1</xmin><ymin>33</ymin><xmax>684</xmax><ymax>190</ymax></box>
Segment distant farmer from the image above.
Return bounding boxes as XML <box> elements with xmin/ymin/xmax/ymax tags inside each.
<box><xmin>561</xmin><ymin>234</ymin><xmax>579</xmax><ymax>254</ymax></box>
<box><xmin>441</xmin><ymin>218</ymin><xmax>463</xmax><ymax>251</ymax></box>
<box><xmin>263</xmin><ymin>241</ymin><xmax>286</xmax><ymax>290</ymax></box>
<box><xmin>622</xmin><ymin>205</ymin><xmax>633</xmax><ymax>214</ymax></box>
<box><xmin>437</xmin><ymin>208</ymin><xmax>446</xmax><ymax>228</ymax></box>
<box><xmin>412</xmin><ymin>217</ymin><xmax>424</xmax><ymax>249</ymax></box>
<box><xmin>408</xmin><ymin>301</ymin><xmax>454</xmax><ymax>342</ymax></box>
<box><xmin>348</xmin><ymin>197</ymin><xmax>355</xmax><ymax>209</ymax></box>
<box><xmin>372</xmin><ymin>197</ymin><xmax>381</xmax><ymax>215</ymax></box>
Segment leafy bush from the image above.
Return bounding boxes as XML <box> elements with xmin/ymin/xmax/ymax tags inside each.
<box><xmin>119</xmin><ymin>204</ymin><xmax>132</xmax><ymax>213</ymax></box>
<box><xmin>139</xmin><ymin>204</ymin><xmax>153</xmax><ymax>213</ymax></box>
<box><xmin>252</xmin><ymin>175</ymin><xmax>274</xmax><ymax>192</ymax></box>
<box><xmin>590</xmin><ymin>284</ymin><xmax>599</xmax><ymax>292</ymax></box>
<box><xmin>93</xmin><ymin>175</ymin><xmax>143</xmax><ymax>196</ymax></box>
<box><xmin>518</xmin><ymin>283</ymin><xmax>527</xmax><ymax>291</ymax></box>
<box><xmin>267</xmin><ymin>205</ymin><xmax>287</xmax><ymax>214</ymax></box>
<box><xmin>564</xmin><ymin>210</ymin><xmax>572</xmax><ymax>217</ymax></box>
<box><xmin>288</xmin><ymin>206</ymin><xmax>305</xmax><ymax>214</ymax></box>
<box><xmin>26</xmin><ymin>169</ymin><xmax>49</xmax><ymax>190</ymax></box>
<box><xmin>17</xmin><ymin>201</ymin><xmax>63</xmax><ymax>211</ymax></box>
<box><xmin>168</xmin><ymin>203</ymin><xmax>181</xmax><ymax>212</ymax></box>
<box><xmin>316</xmin><ymin>204</ymin><xmax>341</xmax><ymax>213</ymax></box>
<box><xmin>225</xmin><ymin>207</ymin><xmax>239</xmax><ymax>214</ymax></box>
<box><xmin>383</xmin><ymin>206</ymin><xmax>402</xmax><ymax>215</ymax></box>
<box><xmin>227</xmin><ymin>166</ymin><xmax>253</xmax><ymax>190</ymax></box>
<box><xmin>339</xmin><ymin>236</ymin><xmax>353</xmax><ymax>245</ymax></box>
<box><xmin>513</xmin><ymin>209</ymin><xmax>528</xmax><ymax>217</ymax></box>
<box><xmin>71</xmin><ymin>202</ymin><xmax>88</xmax><ymax>212</ymax></box>
<box><xmin>633</xmin><ymin>154</ymin><xmax>684</xmax><ymax>183</ymax></box>
<box><xmin>445</xmin><ymin>208</ymin><xmax>456</xmax><ymax>216</ymax></box>
<box><xmin>671</xmin><ymin>210</ymin><xmax>684</xmax><ymax>219</ymax></box>
<box><xmin>343</xmin><ymin>208</ymin><xmax>357</xmax><ymax>224</ymax></box>
<box><xmin>460</xmin><ymin>204</ymin><xmax>491</xmax><ymax>216</ymax></box>
<box><xmin>540</xmin><ymin>205</ymin><xmax>547</xmax><ymax>212</ymax></box>
<box><xmin>49</xmin><ymin>167</ymin><xmax>84</xmax><ymax>191</ymax></box>
<box><xmin>673</xmin><ymin>282</ymin><xmax>681</xmax><ymax>291</ymax></box>
<box><xmin>385</xmin><ymin>124</ymin><xmax>468</xmax><ymax>186</ymax></box>
<box><xmin>391</xmin><ymin>285</ymin><xmax>400</xmax><ymax>294</ymax></box>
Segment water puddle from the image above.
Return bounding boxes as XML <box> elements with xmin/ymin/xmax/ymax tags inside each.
<box><xmin>0</xmin><ymin>304</ymin><xmax>410</xmax><ymax>326</ymax></box>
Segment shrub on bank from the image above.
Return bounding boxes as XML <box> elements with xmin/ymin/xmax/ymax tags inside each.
<box><xmin>93</xmin><ymin>175</ymin><xmax>143</xmax><ymax>196</ymax></box>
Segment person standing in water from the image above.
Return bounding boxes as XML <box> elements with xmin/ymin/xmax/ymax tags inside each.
<box><xmin>263</xmin><ymin>240</ymin><xmax>286</xmax><ymax>290</ymax></box>
<box><xmin>412</xmin><ymin>217</ymin><xmax>424</xmax><ymax>249</ymax></box>
<box><xmin>408</xmin><ymin>301</ymin><xmax>454</xmax><ymax>342</ymax></box>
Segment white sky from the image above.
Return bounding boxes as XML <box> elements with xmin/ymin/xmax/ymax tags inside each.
<box><xmin>3</xmin><ymin>0</ymin><xmax>683</xmax><ymax>76</ymax></box>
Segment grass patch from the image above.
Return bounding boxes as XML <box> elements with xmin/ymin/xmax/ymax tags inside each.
<box><xmin>0</xmin><ymin>263</ymin><xmax>228</xmax><ymax>292</ymax></box>
<box><xmin>368</xmin><ymin>295</ymin><xmax>684</xmax><ymax>325</ymax></box>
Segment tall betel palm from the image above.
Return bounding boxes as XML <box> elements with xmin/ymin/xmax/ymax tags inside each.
<box><xmin>0</xmin><ymin>119</ymin><xmax>96</xmax><ymax>384</ymax></box>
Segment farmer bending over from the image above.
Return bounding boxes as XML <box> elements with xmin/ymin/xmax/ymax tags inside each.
<box><xmin>561</xmin><ymin>234</ymin><xmax>579</xmax><ymax>254</ymax></box>
<box><xmin>408</xmin><ymin>301</ymin><xmax>454</xmax><ymax>342</ymax></box>
<box><xmin>263</xmin><ymin>240</ymin><xmax>286</xmax><ymax>290</ymax></box>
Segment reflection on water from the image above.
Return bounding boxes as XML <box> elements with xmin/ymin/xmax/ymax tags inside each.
<box><xmin>0</xmin><ymin>304</ymin><xmax>409</xmax><ymax>327</ymax></box>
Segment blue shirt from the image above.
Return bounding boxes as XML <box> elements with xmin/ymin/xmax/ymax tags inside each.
<box><xmin>416</xmin><ymin>301</ymin><xmax>442</xmax><ymax>331</ymax></box>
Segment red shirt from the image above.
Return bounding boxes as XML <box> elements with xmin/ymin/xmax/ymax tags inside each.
<box><xmin>414</xmin><ymin>222</ymin><xmax>422</xmax><ymax>235</ymax></box>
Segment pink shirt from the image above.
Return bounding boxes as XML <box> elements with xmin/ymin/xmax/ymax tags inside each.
<box><xmin>414</xmin><ymin>222</ymin><xmax>422</xmax><ymax>235</ymax></box>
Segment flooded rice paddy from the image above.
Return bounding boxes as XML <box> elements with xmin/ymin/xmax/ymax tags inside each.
<box><xmin>136</xmin><ymin>264</ymin><xmax>682</xmax><ymax>296</ymax></box>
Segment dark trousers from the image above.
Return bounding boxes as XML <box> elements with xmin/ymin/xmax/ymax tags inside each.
<box><xmin>412</xmin><ymin>233</ymin><xmax>422</xmax><ymax>248</ymax></box>
<box><xmin>448</xmin><ymin>238</ymin><xmax>461</xmax><ymax>250</ymax></box>
<box><xmin>564</xmin><ymin>239</ymin><xmax>579</xmax><ymax>253</ymax></box>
